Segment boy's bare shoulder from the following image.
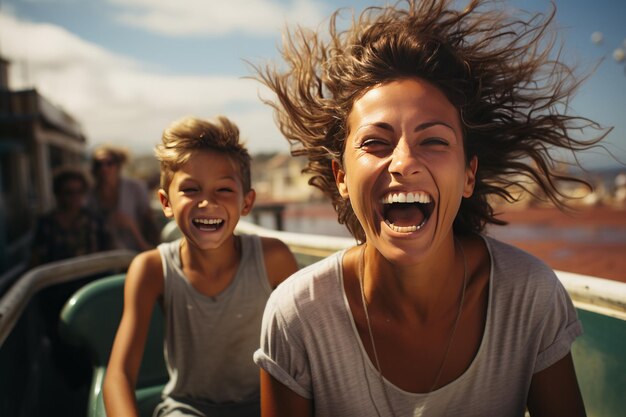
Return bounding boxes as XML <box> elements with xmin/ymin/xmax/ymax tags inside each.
<box><xmin>126</xmin><ymin>248</ymin><xmax>164</xmax><ymax>293</ymax></box>
<box><xmin>129</xmin><ymin>249</ymin><xmax>162</xmax><ymax>272</ymax></box>
<box><xmin>259</xmin><ymin>236</ymin><xmax>299</xmax><ymax>288</ymax></box>
<box><xmin>259</xmin><ymin>236</ymin><xmax>293</xmax><ymax>260</ymax></box>
<box><xmin>259</xmin><ymin>235</ymin><xmax>288</xmax><ymax>250</ymax></box>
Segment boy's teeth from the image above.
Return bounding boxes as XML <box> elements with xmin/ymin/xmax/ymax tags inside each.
<box><xmin>195</xmin><ymin>218</ymin><xmax>223</xmax><ymax>225</ymax></box>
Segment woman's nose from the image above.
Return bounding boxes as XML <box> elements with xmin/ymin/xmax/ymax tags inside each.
<box><xmin>388</xmin><ymin>141</ymin><xmax>421</xmax><ymax>177</ymax></box>
<box><xmin>198</xmin><ymin>199</ymin><xmax>209</xmax><ymax>208</ymax></box>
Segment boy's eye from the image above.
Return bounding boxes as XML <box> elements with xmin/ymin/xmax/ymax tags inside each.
<box><xmin>180</xmin><ymin>187</ymin><xmax>198</xmax><ymax>194</ymax></box>
<box><xmin>218</xmin><ymin>188</ymin><xmax>234</xmax><ymax>193</ymax></box>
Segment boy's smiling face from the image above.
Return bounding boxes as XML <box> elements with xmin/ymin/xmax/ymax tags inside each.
<box><xmin>159</xmin><ymin>149</ymin><xmax>255</xmax><ymax>250</ymax></box>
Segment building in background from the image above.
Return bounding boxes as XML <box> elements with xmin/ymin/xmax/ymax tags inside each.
<box><xmin>0</xmin><ymin>56</ymin><xmax>87</xmax><ymax>286</ymax></box>
<box><xmin>252</xmin><ymin>153</ymin><xmax>320</xmax><ymax>203</ymax></box>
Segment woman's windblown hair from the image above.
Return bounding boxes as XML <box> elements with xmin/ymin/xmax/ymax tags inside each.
<box><xmin>255</xmin><ymin>0</ymin><xmax>609</xmax><ymax>242</ymax></box>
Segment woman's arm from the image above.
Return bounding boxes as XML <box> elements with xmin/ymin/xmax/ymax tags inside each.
<box><xmin>103</xmin><ymin>250</ymin><xmax>163</xmax><ymax>417</ymax></box>
<box><xmin>527</xmin><ymin>352</ymin><xmax>586</xmax><ymax>417</ymax></box>
<box><xmin>260</xmin><ymin>369</ymin><xmax>313</xmax><ymax>417</ymax></box>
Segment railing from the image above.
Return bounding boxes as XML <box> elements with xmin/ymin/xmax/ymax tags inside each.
<box><xmin>236</xmin><ymin>220</ymin><xmax>357</xmax><ymax>259</ymax></box>
<box><xmin>556</xmin><ymin>270</ymin><xmax>626</xmax><ymax>320</ymax></box>
<box><xmin>0</xmin><ymin>233</ymin><xmax>33</xmax><ymax>295</ymax></box>
<box><xmin>0</xmin><ymin>250</ymin><xmax>136</xmax><ymax>345</ymax></box>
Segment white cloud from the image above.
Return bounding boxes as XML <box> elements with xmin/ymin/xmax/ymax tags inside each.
<box><xmin>108</xmin><ymin>0</ymin><xmax>326</xmax><ymax>37</ymax></box>
<box><xmin>0</xmin><ymin>12</ymin><xmax>290</xmax><ymax>156</ymax></box>
<box><xmin>0</xmin><ymin>12</ymin><xmax>136</xmax><ymax>68</ymax></box>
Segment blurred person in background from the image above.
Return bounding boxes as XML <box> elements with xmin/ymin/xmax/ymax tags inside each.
<box><xmin>88</xmin><ymin>145</ymin><xmax>159</xmax><ymax>252</ymax></box>
<box><xmin>31</xmin><ymin>166</ymin><xmax>112</xmax><ymax>266</ymax></box>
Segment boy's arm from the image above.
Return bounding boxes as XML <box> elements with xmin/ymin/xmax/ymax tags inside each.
<box><xmin>261</xmin><ymin>237</ymin><xmax>299</xmax><ymax>288</ymax></box>
<box><xmin>527</xmin><ymin>352</ymin><xmax>586</xmax><ymax>417</ymax></box>
<box><xmin>103</xmin><ymin>249</ymin><xmax>164</xmax><ymax>417</ymax></box>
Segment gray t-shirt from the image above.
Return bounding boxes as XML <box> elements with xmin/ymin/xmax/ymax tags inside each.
<box><xmin>254</xmin><ymin>236</ymin><xmax>582</xmax><ymax>417</ymax></box>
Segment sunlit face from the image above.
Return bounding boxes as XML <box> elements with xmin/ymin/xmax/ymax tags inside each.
<box><xmin>159</xmin><ymin>150</ymin><xmax>255</xmax><ymax>251</ymax></box>
<box><xmin>334</xmin><ymin>78</ymin><xmax>477</xmax><ymax>264</ymax></box>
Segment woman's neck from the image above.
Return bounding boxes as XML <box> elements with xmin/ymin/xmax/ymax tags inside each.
<box><xmin>362</xmin><ymin>237</ymin><xmax>462</xmax><ymax>321</ymax></box>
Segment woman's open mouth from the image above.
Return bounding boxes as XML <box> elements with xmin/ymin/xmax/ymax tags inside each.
<box><xmin>380</xmin><ymin>191</ymin><xmax>434</xmax><ymax>233</ymax></box>
<box><xmin>192</xmin><ymin>217</ymin><xmax>224</xmax><ymax>232</ymax></box>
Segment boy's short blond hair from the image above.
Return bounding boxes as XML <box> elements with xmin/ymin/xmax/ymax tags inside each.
<box><xmin>155</xmin><ymin>116</ymin><xmax>252</xmax><ymax>192</ymax></box>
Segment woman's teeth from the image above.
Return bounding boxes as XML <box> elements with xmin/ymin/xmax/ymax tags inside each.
<box><xmin>381</xmin><ymin>191</ymin><xmax>432</xmax><ymax>233</ymax></box>
<box><xmin>384</xmin><ymin>218</ymin><xmax>427</xmax><ymax>233</ymax></box>
<box><xmin>381</xmin><ymin>192</ymin><xmax>431</xmax><ymax>204</ymax></box>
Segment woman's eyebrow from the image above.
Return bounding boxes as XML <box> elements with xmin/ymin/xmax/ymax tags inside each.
<box><xmin>414</xmin><ymin>121</ymin><xmax>456</xmax><ymax>133</ymax></box>
<box><xmin>356</xmin><ymin>120</ymin><xmax>456</xmax><ymax>134</ymax></box>
<box><xmin>355</xmin><ymin>121</ymin><xmax>395</xmax><ymax>133</ymax></box>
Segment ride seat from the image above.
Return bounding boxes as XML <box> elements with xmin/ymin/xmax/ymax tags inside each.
<box><xmin>59</xmin><ymin>274</ymin><xmax>167</xmax><ymax>417</ymax></box>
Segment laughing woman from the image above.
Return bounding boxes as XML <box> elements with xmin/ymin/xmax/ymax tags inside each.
<box><xmin>252</xmin><ymin>1</ymin><xmax>608</xmax><ymax>416</ymax></box>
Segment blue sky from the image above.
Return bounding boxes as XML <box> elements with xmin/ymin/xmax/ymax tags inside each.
<box><xmin>0</xmin><ymin>0</ymin><xmax>624</xmax><ymax>169</ymax></box>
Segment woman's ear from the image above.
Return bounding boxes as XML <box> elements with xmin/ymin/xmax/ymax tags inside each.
<box><xmin>158</xmin><ymin>189</ymin><xmax>174</xmax><ymax>218</ymax></box>
<box><xmin>463</xmin><ymin>156</ymin><xmax>478</xmax><ymax>198</ymax></box>
<box><xmin>332</xmin><ymin>160</ymin><xmax>349</xmax><ymax>199</ymax></box>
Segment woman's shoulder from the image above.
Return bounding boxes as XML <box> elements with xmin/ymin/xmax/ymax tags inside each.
<box><xmin>274</xmin><ymin>251</ymin><xmax>344</xmax><ymax>292</ymax></box>
<box><xmin>482</xmin><ymin>234</ymin><xmax>560</xmax><ymax>297</ymax></box>
<box><xmin>267</xmin><ymin>250</ymin><xmax>345</xmax><ymax>314</ymax></box>
<box><xmin>483</xmin><ymin>235</ymin><xmax>554</xmax><ymax>276</ymax></box>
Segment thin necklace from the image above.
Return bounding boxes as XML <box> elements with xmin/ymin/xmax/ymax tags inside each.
<box><xmin>357</xmin><ymin>239</ymin><xmax>468</xmax><ymax>416</ymax></box>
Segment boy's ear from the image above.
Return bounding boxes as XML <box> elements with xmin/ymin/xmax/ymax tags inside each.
<box><xmin>241</xmin><ymin>189</ymin><xmax>256</xmax><ymax>216</ymax></box>
<box><xmin>332</xmin><ymin>160</ymin><xmax>349</xmax><ymax>199</ymax></box>
<box><xmin>158</xmin><ymin>189</ymin><xmax>174</xmax><ymax>218</ymax></box>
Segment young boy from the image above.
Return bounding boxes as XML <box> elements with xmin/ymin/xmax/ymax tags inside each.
<box><xmin>103</xmin><ymin>116</ymin><xmax>299</xmax><ymax>417</ymax></box>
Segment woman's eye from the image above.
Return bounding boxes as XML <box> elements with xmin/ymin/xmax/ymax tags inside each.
<box><xmin>360</xmin><ymin>138</ymin><xmax>389</xmax><ymax>149</ymax></box>
<box><xmin>422</xmin><ymin>137</ymin><xmax>449</xmax><ymax>146</ymax></box>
